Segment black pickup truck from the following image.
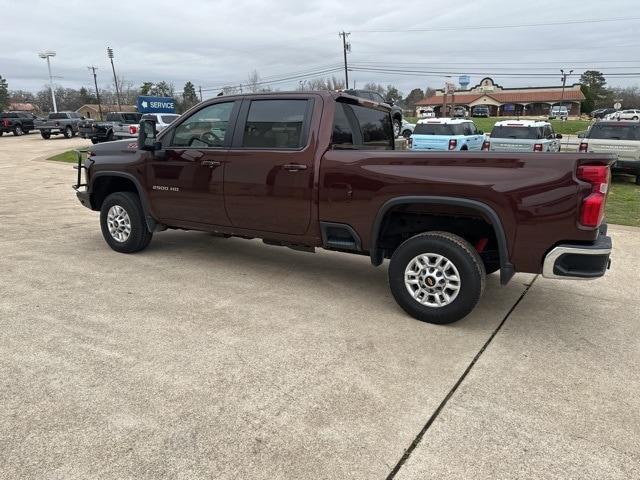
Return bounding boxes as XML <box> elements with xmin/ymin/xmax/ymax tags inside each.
<box><xmin>0</xmin><ymin>111</ymin><xmax>37</xmax><ymax>136</ymax></box>
<box><xmin>79</xmin><ymin>112</ymin><xmax>142</xmax><ymax>144</ymax></box>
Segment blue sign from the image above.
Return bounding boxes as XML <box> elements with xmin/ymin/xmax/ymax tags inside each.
<box><xmin>136</xmin><ymin>96</ymin><xmax>176</xmax><ymax>113</ymax></box>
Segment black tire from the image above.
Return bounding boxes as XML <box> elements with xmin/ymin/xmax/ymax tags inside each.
<box><xmin>401</xmin><ymin>129</ymin><xmax>412</xmax><ymax>139</ymax></box>
<box><xmin>91</xmin><ymin>138</ymin><xmax>99</xmax><ymax>144</ymax></box>
<box><xmin>388</xmin><ymin>231</ymin><xmax>486</xmax><ymax>324</ymax></box>
<box><xmin>13</xmin><ymin>124</ymin><xmax>24</xmax><ymax>136</ymax></box>
<box><xmin>40</xmin><ymin>131</ymin><xmax>51</xmax><ymax>139</ymax></box>
<box><xmin>106</xmin><ymin>130</ymin><xmax>114</xmax><ymax>142</ymax></box>
<box><xmin>100</xmin><ymin>192</ymin><xmax>153</xmax><ymax>253</ymax></box>
<box><xmin>633</xmin><ymin>116</ymin><xmax>639</xmax><ymax>121</ymax></box>
<box><xmin>635</xmin><ymin>175</ymin><xmax>640</xmax><ymax>186</ymax></box>
<box><xmin>393</xmin><ymin>118</ymin><xmax>401</xmax><ymax>137</ymax></box>
<box><xmin>63</xmin><ymin>126</ymin><xmax>73</xmax><ymax>138</ymax></box>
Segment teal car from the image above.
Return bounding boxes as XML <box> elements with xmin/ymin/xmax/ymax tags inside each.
<box><xmin>409</xmin><ymin>119</ymin><xmax>485</xmax><ymax>151</ymax></box>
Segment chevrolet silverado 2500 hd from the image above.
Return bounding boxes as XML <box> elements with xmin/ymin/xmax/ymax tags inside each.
<box><xmin>73</xmin><ymin>91</ymin><xmax>613</xmax><ymax>324</ymax></box>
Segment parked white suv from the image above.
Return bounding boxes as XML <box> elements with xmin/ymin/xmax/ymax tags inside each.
<box><xmin>616</xmin><ymin>109</ymin><xmax>640</xmax><ymax>121</ymax></box>
<box><xmin>579</xmin><ymin>121</ymin><xmax>640</xmax><ymax>184</ymax></box>
<box><xmin>484</xmin><ymin>120</ymin><xmax>562</xmax><ymax>152</ymax></box>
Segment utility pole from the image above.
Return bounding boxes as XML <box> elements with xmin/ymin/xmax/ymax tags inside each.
<box><xmin>88</xmin><ymin>66</ymin><xmax>103</xmax><ymax>120</ymax></box>
<box><xmin>339</xmin><ymin>31</ymin><xmax>350</xmax><ymax>89</ymax></box>
<box><xmin>560</xmin><ymin>68</ymin><xmax>573</xmax><ymax>110</ymax></box>
<box><xmin>38</xmin><ymin>51</ymin><xmax>57</xmax><ymax>113</ymax></box>
<box><xmin>107</xmin><ymin>47</ymin><xmax>122</xmax><ymax>110</ymax></box>
<box><xmin>198</xmin><ymin>85</ymin><xmax>203</xmax><ymax>102</ymax></box>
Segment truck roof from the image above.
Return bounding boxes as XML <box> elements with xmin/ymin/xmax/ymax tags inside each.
<box><xmin>416</xmin><ymin>117</ymin><xmax>473</xmax><ymax>125</ymax></box>
<box><xmin>494</xmin><ymin>120</ymin><xmax>551</xmax><ymax>128</ymax></box>
<box><xmin>207</xmin><ymin>90</ymin><xmax>392</xmax><ymax>111</ymax></box>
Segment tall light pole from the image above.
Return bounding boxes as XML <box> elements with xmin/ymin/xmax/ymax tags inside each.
<box><xmin>107</xmin><ymin>47</ymin><xmax>122</xmax><ymax>110</ymax></box>
<box><xmin>560</xmin><ymin>68</ymin><xmax>573</xmax><ymax>108</ymax></box>
<box><xmin>38</xmin><ymin>50</ymin><xmax>57</xmax><ymax>113</ymax></box>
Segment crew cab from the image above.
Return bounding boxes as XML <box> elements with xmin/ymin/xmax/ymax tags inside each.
<box><xmin>409</xmin><ymin>118</ymin><xmax>485</xmax><ymax>151</ymax></box>
<box><xmin>579</xmin><ymin>121</ymin><xmax>640</xmax><ymax>184</ymax></box>
<box><xmin>37</xmin><ymin>112</ymin><xmax>84</xmax><ymax>139</ymax></box>
<box><xmin>0</xmin><ymin>111</ymin><xmax>36</xmax><ymax>136</ymax></box>
<box><xmin>73</xmin><ymin>91</ymin><xmax>613</xmax><ymax>324</ymax></box>
<box><xmin>79</xmin><ymin>112</ymin><xmax>143</xmax><ymax>144</ymax></box>
<box><xmin>483</xmin><ymin>120</ymin><xmax>562</xmax><ymax>152</ymax></box>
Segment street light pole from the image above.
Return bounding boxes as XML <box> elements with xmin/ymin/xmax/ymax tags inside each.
<box><xmin>38</xmin><ymin>51</ymin><xmax>58</xmax><ymax>113</ymax></box>
<box><xmin>560</xmin><ymin>68</ymin><xmax>574</xmax><ymax>109</ymax></box>
<box><xmin>107</xmin><ymin>47</ymin><xmax>122</xmax><ymax>110</ymax></box>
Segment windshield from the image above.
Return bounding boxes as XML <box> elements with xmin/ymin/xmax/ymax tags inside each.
<box><xmin>413</xmin><ymin>123</ymin><xmax>465</xmax><ymax>135</ymax></box>
<box><xmin>491</xmin><ymin>126</ymin><xmax>542</xmax><ymax>140</ymax></box>
<box><xmin>588</xmin><ymin>123</ymin><xmax>640</xmax><ymax>140</ymax></box>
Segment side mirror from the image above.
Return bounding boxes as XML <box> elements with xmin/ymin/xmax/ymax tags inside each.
<box><xmin>556</xmin><ymin>133</ymin><xmax>563</xmax><ymax>139</ymax></box>
<box><xmin>138</xmin><ymin>119</ymin><xmax>159</xmax><ymax>150</ymax></box>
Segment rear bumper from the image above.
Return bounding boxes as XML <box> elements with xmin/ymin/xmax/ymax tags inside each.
<box><xmin>542</xmin><ymin>226</ymin><xmax>612</xmax><ymax>280</ymax></box>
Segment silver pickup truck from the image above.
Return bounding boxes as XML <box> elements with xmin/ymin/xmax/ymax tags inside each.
<box><xmin>36</xmin><ymin>112</ymin><xmax>84</xmax><ymax>139</ymax></box>
<box><xmin>579</xmin><ymin>120</ymin><xmax>640</xmax><ymax>184</ymax></box>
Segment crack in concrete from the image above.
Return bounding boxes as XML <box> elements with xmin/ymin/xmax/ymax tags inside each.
<box><xmin>385</xmin><ymin>275</ymin><xmax>539</xmax><ymax>480</ymax></box>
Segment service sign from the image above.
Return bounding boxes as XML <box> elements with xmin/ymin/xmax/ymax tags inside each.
<box><xmin>136</xmin><ymin>96</ymin><xmax>176</xmax><ymax>114</ymax></box>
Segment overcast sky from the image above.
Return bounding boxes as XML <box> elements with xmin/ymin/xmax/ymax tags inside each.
<box><xmin>1</xmin><ymin>0</ymin><xmax>638</xmax><ymax>99</ymax></box>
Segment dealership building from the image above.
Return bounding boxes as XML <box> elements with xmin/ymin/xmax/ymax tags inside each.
<box><xmin>415</xmin><ymin>77</ymin><xmax>585</xmax><ymax>117</ymax></box>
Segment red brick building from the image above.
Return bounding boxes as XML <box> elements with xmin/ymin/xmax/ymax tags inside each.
<box><xmin>416</xmin><ymin>77</ymin><xmax>585</xmax><ymax>117</ymax></box>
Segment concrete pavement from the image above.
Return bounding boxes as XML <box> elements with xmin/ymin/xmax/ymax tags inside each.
<box><xmin>0</xmin><ymin>133</ymin><xmax>638</xmax><ymax>479</ymax></box>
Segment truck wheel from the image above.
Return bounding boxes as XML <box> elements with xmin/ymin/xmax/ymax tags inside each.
<box><xmin>388</xmin><ymin>231</ymin><xmax>486</xmax><ymax>324</ymax></box>
<box><xmin>635</xmin><ymin>175</ymin><xmax>640</xmax><ymax>186</ymax></box>
<box><xmin>40</xmin><ymin>131</ymin><xmax>51</xmax><ymax>139</ymax></box>
<box><xmin>106</xmin><ymin>131</ymin><xmax>114</xmax><ymax>142</ymax></box>
<box><xmin>63</xmin><ymin>126</ymin><xmax>73</xmax><ymax>138</ymax></box>
<box><xmin>402</xmin><ymin>129</ymin><xmax>412</xmax><ymax>139</ymax></box>
<box><xmin>100</xmin><ymin>192</ymin><xmax>153</xmax><ymax>253</ymax></box>
<box><xmin>91</xmin><ymin>138</ymin><xmax>99</xmax><ymax>144</ymax></box>
<box><xmin>13</xmin><ymin>125</ymin><xmax>24</xmax><ymax>136</ymax></box>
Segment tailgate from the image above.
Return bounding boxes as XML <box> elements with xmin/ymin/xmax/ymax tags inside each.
<box><xmin>411</xmin><ymin>135</ymin><xmax>450</xmax><ymax>151</ymax></box>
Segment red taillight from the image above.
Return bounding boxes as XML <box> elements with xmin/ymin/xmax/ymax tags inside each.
<box><xmin>577</xmin><ymin>165</ymin><xmax>610</xmax><ymax>227</ymax></box>
<box><xmin>579</xmin><ymin>142</ymin><xmax>589</xmax><ymax>153</ymax></box>
<box><xmin>129</xmin><ymin>125</ymin><xmax>138</xmax><ymax>135</ymax></box>
<box><xmin>533</xmin><ymin>143</ymin><xmax>543</xmax><ymax>152</ymax></box>
<box><xmin>482</xmin><ymin>141</ymin><xmax>490</xmax><ymax>151</ymax></box>
<box><xmin>448</xmin><ymin>139</ymin><xmax>457</xmax><ymax>150</ymax></box>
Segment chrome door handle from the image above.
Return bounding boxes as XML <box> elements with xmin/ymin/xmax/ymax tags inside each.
<box><xmin>201</xmin><ymin>160</ymin><xmax>222</xmax><ymax>167</ymax></box>
<box><xmin>283</xmin><ymin>163</ymin><xmax>308</xmax><ymax>171</ymax></box>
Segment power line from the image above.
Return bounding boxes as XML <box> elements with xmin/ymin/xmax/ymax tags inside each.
<box><xmin>200</xmin><ymin>65</ymin><xmax>344</xmax><ymax>93</ymax></box>
<box><xmin>351</xmin><ymin>16</ymin><xmax>640</xmax><ymax>33</ymax></box>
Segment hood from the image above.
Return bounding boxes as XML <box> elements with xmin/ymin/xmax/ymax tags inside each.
<box><xmin>89</xmin><ymin>139</ymin><xmax>138</xmax><ymax>156</ymax></box>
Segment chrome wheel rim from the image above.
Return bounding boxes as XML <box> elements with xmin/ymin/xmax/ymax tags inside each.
<box><xmin>107</xmin><ymin>205</ymin><xmax>131</xmax><ymax>242</ymax></box>
<box><xmin>404</xmin><ymin>253</ymin><xmax>461</xmax><ymax>308</ymax></box>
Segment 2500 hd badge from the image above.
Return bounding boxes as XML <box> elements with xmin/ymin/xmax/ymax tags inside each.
<box><xmin>152</xmin><ymin>185</ymin><xmax>179</xmax><ymax>192</ymax></box>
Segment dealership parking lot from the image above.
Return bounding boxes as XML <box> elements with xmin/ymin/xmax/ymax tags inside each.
<box><xmin>1</xmin><ymin>134</ymin><xmax>639</xmax><ymax>479</ymax></box>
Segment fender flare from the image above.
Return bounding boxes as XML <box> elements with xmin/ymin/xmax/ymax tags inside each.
<box><xmin>90</xmin><ymin>171</ymin><xmax>157</xmax><ymax>232</ymax></box>
<box><xmin>369</xmin><ymin>195</ymin><xmax>515</xmax><ymax>285</ymax></box>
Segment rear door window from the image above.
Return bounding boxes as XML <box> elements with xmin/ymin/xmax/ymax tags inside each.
<box><xmin>241</xmin><ymin>99</ymin><xmax>310</xmax><ymax>149</ymax></box>
<box><xmin>331</xmin><ymin>102</ymin><xmax>393</xmax><ymax>150</ymax></box>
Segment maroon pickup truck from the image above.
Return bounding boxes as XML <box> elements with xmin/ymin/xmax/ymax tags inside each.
<box><xmin>74</xmin><ymin>91</ymin><xmax>613</xmax><ymax>324</ymax></box>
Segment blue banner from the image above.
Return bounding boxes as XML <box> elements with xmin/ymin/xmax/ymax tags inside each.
<box><xmin>136</xmin><ymin>96</ymin><xmax>176</xmax><ymax>113</ymax></box>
